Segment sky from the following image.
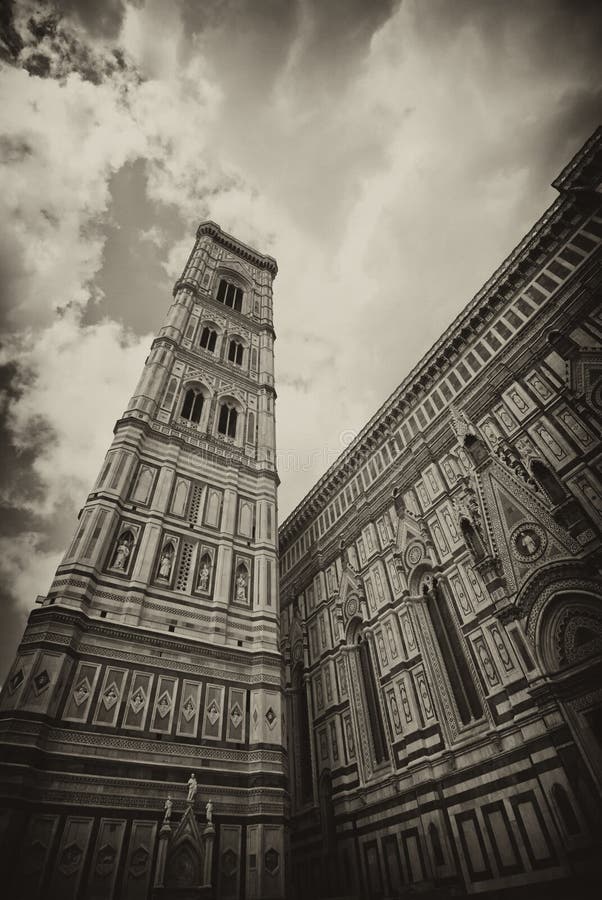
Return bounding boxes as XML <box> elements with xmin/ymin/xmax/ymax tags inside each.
<box><xmin>0</xmin><ymin>0</ymin><xmax>601</xmax><ymax>681</ymax></box>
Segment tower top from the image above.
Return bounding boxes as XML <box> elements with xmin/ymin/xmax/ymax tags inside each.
<box><xmin>196</xmin><ymin>220</ymin><xmax>278</xmax><ymax>277</ymax></box>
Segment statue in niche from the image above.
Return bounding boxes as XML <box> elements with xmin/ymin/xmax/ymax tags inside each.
<box><xmin>186</xmin><ymin>773</ymin><xmax>198</xmax><ymax>803</ymax></box>
<box><xmin>164</xmin><ymin>795</ymin><xmax>172</xmax><ymax>823</ymax></box>
<box><xmin>112</xmin><ymin>534</ymin><xmax>132</xmax><ymax>570</ymax></box>
<box><xmin>198</xmin><ymin>560</ymin><xmax>211</xmax><ymax>591</ymax></box>
<box><xmin>236</xmin><ymin>568</ymin><xmax>248</xmax><ymax>602</ymax></box>
<box><xmin>206</xmin><ymin>800</ymin><xmax>213</xmax><ymax>824</ymax></box>
<box><xmin>158</xmin><ymin>547</ymin><xmax>173</xmax><ymax>580</ymax></box>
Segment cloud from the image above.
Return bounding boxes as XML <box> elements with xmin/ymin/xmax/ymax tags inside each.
<box><xmin>0</xmin><ymin>0</ymin><xmax>601</xmax><ymax>686</ymax></box>
<box><xmin>2</xmin><ymin>309</ymin><xmax>150</xmax><ymax>519</ymax></box>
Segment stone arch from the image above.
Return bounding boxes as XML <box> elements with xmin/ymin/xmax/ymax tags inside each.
<box><xmin>518</xmin><ymin>561</ymin><xmax>602</xmax><ymax>635</ymax></box>
<box><xmin>535</xmin><ymin>589</ymin><xmax>602</xmax><ymax>673</ymax></box>
<box><xmin>345</xmin><ymin>614</ymin><xmax>364</xmax><ymax>646</ymax></box>
<box><xmin>408</xmin><ymin>561</ymin><xmax>434</xmax><ymax>597</ymax></box>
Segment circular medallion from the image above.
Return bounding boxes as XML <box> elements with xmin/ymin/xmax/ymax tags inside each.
<box><xmin>510</xmin><ymin>522</ymin><xmax>547</xmax><ymax>562</ymax></box>
<box><xmin>406</xmin><ymin>543</ymin><xmax>424</xmax><ymax>568</ymax></box>
<box><xmin>345</xmin><ymin>596</ymin><xmax>359</xmax><ymax>619</ymax></box>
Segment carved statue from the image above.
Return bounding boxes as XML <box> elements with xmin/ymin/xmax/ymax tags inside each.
<box><xmin>164</xmin><ymin>795</ymin><xmax>172</xmax><ymax>823</ymax></box>
<box><xmin>206</xmin><ymin>800</ymin><xmax>213</xmax><ymax>824</ymax></box>
<box><xmin>236</xmin><ymin>570</ymin><xmax>247</xmax><ymax>602</ymax></box>
<box><xmin>187</xmin><ymin>773</ymin><xmax>198</xmax><ymax>803</ymax></box>
<box><xmin>159</xmin><ymin>551</ymin><xmax>172</xmax><ymax>580</ymax></box>
<box><xmin>112</xmin><ymin>538</ymin><xmax>131</xmax><ymax>570</ymax></box>
<box><xmin>495</xmin><ymin>441</ymin><xmax>539</xmax><ymax>489</ymax></box>
<box><xmin>449</xmin><ymin>404</ymin><xmax>477</xmax><ymax>443</ymax></box>
<box><xmin>198</xmin><ymin>562</ymin><xmax>210</xmax><ymax>590</ymax></box>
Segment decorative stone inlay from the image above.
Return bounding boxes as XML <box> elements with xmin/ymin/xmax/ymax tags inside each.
<box><xmin>264</xmin><ymin>847</ymin><xmax>279</xmax><ymax>874</ymax></box>
<box><xmin>510</xmin><ymin>521</ymin><xmax>547</xmax><ymax>562</ymax></box>
<box><xmin>229</xmin><ymin>703</ymin><xmax>243</xmax><ymax>728</ymax></box>
<box><xmin>95</xmin><ymin>843</ymin><xmax>117</xmax><ymax>876</ymax></box>
<box><xmin>156</xmin><ymin>691</ymin><xmax>173</xmax><ymax>719</ymax></box>
<box><xmin>73</xmin><ymin>677</ymin><xmax>92</xmax><ymax>707</ymax></box>
<box><xmin>182</xmin><ymin>695</ymin><xmax>196</xmax><ymax>722</ymax></box>
<box><xmin>265</xmin><ymin>707</ymin><xmax>277</xmax><ymax>729</ymax></box>
<box><xmin>345</xmin><ymin>596</ymin><xmax>359</xmax><ymax>619</ymax></box>
<box><xmin>32</xmin><ymin>670</ymin><xmax>50</xmax><ymax>696</ymax></box>
<box><xmin>8</xmin><ymin>669</ymin><xmax>24</xmax><ymax>694</ymax></box>
<box><xmin>58</xmin><ymin>842</ymin><xmax>83</xmax><ymax>876</ymax></box>
<box><xmin>129</xmin><ymin>845</ymin><xmax>150</xmax><ymax>878</ymax></box>
<box><xmin>406</xmin><ymin>543</ymin><xmax>424</xmax><ymax>568</ymax></box>
<box><xmin>221</xmin><ymin>847</ymin><xmax>238</xmax><ymax>877</ymax></box>
<box><xmin>130</xmin><ymin>686</ymin><xmax>147</xmax><ymax>714</ymax></box>
<box><xmin>102</xmin><ymin>682</ymin><xmax>120</xmax><ymax>710</ymax></box>
<box><xmin>206</xmin><ymin>699</ymin><xmax>220</xmax><ymax>725</ymax></box>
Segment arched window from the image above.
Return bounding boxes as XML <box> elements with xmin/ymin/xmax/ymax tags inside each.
<box><xmin>218</xmin><ymin>403</ymin><xmax>238</xmax><ymax>438</ymax></box>
<box><xmin>429</xmin><ymin>822</ymin><xmax>445</xmax><ymax>867</ymax></box>
<box><xmin>162</xmin><ymin>376</ymin><xmax>177</xmax><ymax>411</ymax></box>
<box><xmin>216</xmin><ymin>278</ymin><xmax>243</xmax><ymax>312</ymax></box>
<box><xmin>460</xmin><ymin>518</ymin><xmax>486</xmax><ymax>562</ymax></box>
<box><xmin>531</xmin><ymin>459</ymin><xmax>565</xmax><ymax>506</ymax></box>
<box><xmin>319</xmin><ymin>770</ymin><xmax>336</xmax><ymax>851</ymax></box>
<box><xmin>357</xmin><ymin>632</ymin><xmax>388</xmax><ymax>764</ymax></box>
<box><xmin>292</xmin><ymin>665</ymin><xmax>313</xmax><ymax>803</ymax></box>
<box><xmin>228</xmin><ymin>340</ymin><xmax>244</xmax><ymax>365</ymax></box>
<box><xmin>199</xmin><ymin>327</ymin><xmax>217</xmax><ymax>352</ymax></box>
<box><xmin>181</xmin><ymin>388</ymin><xmax>204</xmax><ymax>424</ymax></box>
<box><xmin>552</xmin><ymin>783</ymin><xmax>580</xmax><ymax>836</ymax></box>
<box><xmin>428</xmin><ymin>579</ymin><xmax>483</xmax><ymax>724</ymax></box>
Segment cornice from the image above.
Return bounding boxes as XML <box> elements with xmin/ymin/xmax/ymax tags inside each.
<box><xmin>552</xmin><ymin>126</ymin><xmax>601</xmax><ymax>192</ymax></box>
<box><xmin>279</xmin><ymin>261</ymin><xmax>601</xmax><ymax>572</ymax></box>
<box><xmin>23</xmin><ymin>607</ymin><xmax>283</xmax><ymax>666</ymax></box>
<box><xmin>279</xmin><ymin>139</ymin><xmax>602</xmax><ymax>544</ymax></box>
<box><xmin>196</xmin><ymin>220</ymin><xmax>278</xmax><ymax>277</ymax></box>
<box><xmin>113</xmin><ymin>415</ymin><xmax>279</xmax><ymax>484</ymax></box>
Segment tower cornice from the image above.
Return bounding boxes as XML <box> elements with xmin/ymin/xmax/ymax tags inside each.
<box><xmin>196</xmin><ymin>220</ymin><xmax>278</xmax><ymax>276</ymax></box>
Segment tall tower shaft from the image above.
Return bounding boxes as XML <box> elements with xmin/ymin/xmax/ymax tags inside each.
<box><xmin>0</xmin><ymin>222</ymin><xmax>286</xmax><ymax>900</ymax></box>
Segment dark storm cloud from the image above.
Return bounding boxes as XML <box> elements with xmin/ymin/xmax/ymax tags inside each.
<box><xmin>1</xmin><ymin>0</ymin><xmax>601</xmax><ymax>692</ymax></box>
<box><xmin>179</xmin><ymin>0</ymin><xmax>398</xmax><ymax>98</ymax></box>
<box><xmin>52</xmin><ymin>0</ymin><xmax>130</xmax><ymax>38</ymax></box>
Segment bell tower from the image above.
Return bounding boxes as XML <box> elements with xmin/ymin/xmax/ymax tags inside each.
<box><xmin>0</xmin><ymin>223</ymin><xmax>286</xmax><ymax>900</ymax></box>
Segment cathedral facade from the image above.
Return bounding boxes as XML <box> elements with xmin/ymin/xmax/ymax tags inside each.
<box><xmin>279</xmin><ymin>127</ymin><xmax>602</xmax><ymax>898</ymax></box>
<box><xmin>0</xmin><ymin>224</ymin><xmax>286</xmax><ymax>899</ymax></box>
